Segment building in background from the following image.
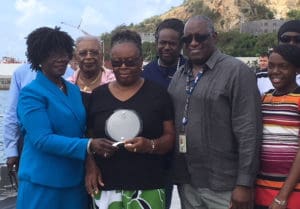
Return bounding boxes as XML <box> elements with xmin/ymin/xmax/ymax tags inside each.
<box><xmin>0</xmin><ymin>63</ymin><xmax>22</xmax><ymax>90</ymax></box>
<box><xmin>240</xmin><ymin>19</ymin><xmax>286</xmax><ymax>35</ymax></box>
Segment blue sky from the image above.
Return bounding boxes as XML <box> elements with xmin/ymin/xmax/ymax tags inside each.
<box><xmin>0</xmin><ymin>0</ymin><xmax>183</xmax><ymax>61</ymax></box>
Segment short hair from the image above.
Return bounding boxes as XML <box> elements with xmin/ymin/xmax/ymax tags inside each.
<box><xmin>278</xmin><ymin>20</ymin><xmax>300</xmax><ymax>40</ymax></box>
<box><xmin>154</xmin><ymin>18</ymin><xmax>184</xmax><ymax>40</ymax></box>
<box><xmin>26</xmin><ymin>26</ymin><xmax>74</xmax><ymax>71</ymax></box>
<box><xmin>186</xmin><ymin>15</ymin><xmax>216</xmax><ymax>33</ymax></box>
<box><xmin>75</xmin><ymin>35</ymin><xmax>102</xmax><ymax>49</ymax></box>
<box><xmin>259</xmin><ymin>52</ymin><xmax>269</xmax><ymax>58</ymax></box>
<box><xmin>271</xmin><ymin>44</ymin><xmax>300</xmax><ymax>68</ymax></box>
<box><xmin>110</xmin><ymin>29</ymin><xmax>142</xmax><ymax>57</ymax></box>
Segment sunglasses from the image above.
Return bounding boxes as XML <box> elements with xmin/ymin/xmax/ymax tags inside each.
<box><xmin>181</xmin><ymin>33</ymin><xmax>211</xmax><ymax>45</ymax></box>
<box><xmin>111</xmin><ymin>58</ymin><xmax>141</xmax><ymax>68</ymax></box>
<box><xmin>279</xmin><ymin>35</ymin><xmax>300</xmax><ymax>44</ymax></box>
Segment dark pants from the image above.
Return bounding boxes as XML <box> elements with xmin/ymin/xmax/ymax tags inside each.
<box><xmin>165</xmin><ymin>183</ymin><xmax>173</xmax><ymax>209</ymax></box>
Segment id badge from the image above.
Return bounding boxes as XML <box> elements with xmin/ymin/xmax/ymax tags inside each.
<box><xmin>179</xmin><ymin>133</ymin><xmax>187</xmax><ymax>153</ymax></box>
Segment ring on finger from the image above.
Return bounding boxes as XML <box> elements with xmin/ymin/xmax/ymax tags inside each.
<box><xmin>92</xmin><ymin>188</ymin><xmax>98</xmax><ymax>194</ymax></box>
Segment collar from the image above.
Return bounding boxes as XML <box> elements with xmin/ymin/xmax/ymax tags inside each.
<box><xmin>182</xmin><ymin>49</ymin><xmax>226</xmax><ymax>74</ymax></box>
<box><xmin>204</xmin><ymin>49</ymin><xmax>223</xmax><ymax>71</ymax></box>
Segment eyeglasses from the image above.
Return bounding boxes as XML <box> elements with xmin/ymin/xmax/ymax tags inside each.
<box><xmin>8</xmin><ymin>168</ymin><xmax>18</xmax><ymax>191</ymax></box>
<box><xmin>77</xmin><ymin>49</ymin><xmax>100</xmax><ymax>58</ymax></box>
<box><xmin>279</xmin><ymin>35</ymin><xmax>300</xmax><ymax>44</ymax></box>
<box><xmin>111</xmin><ymin>58</ymin><xmax>141</xmax><ymax>68</ymax></box>
<box><xmin>181</xmin><ymin>33</ymin><xmax>211</xmax><ymax>45</ymax></box>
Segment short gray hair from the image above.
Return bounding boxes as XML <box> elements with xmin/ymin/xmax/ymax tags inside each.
<box><xmin>187</xmin><ymin>15</ymin><xmax>215</xmax><ymax>33</ymax></box>
<box><xmin>75</xmin><ymin>35</ymin><xmax>102</xmax><ymax>49</ymax></box>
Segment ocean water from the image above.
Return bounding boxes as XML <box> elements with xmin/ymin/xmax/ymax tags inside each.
<box><xmin>0</xmin><ymin>90</ymin><xmax>9</xmax><ymax>164</ymax></box>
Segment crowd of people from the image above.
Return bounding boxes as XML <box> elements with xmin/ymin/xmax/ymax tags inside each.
<box><xmin>2</xmin><ymin>16</ymin><xmax>300</xmax><ymax>209</ymax></box>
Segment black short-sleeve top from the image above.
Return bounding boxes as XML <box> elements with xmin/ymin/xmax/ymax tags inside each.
<box><xmin>87</xmin><ymin>80</ymin><xmax>174</xmax><ymax>190</ymax></box>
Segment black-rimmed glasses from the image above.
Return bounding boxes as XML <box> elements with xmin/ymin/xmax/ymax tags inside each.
<box><xmin>181</xmin><ymin>33</ymin><xmax>211</xmax><ymax>45</ymax></box>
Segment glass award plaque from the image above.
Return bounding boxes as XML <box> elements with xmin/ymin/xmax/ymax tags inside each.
<box><xmin>105</xmin><ymin>109</ymin><xmax>142</xmax><ymax>146</ymax></box>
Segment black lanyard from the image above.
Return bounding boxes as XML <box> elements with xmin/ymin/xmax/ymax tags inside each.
<box><xmin>181</xmin><ymin>69</ymin><xmax>203</xmax><ymax>132</ymax></box>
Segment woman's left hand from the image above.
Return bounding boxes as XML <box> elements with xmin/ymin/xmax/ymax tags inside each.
<box><xmin>124</xmin><ymin>137</ymin><xmax>152</xmax><ymax>153</ymax></box>
<box><xmin>85</xmin><ymin>155</ymin><xmax>104</xmax><ymax>197</ymax></box>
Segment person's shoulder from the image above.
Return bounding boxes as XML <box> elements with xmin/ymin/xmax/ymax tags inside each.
<box><xmin>256</xmin><ymin>70</ymin><xmax>268</xmax><ymax>78</ymax></box>
<box><xmin>103</xmin><ymin>68</ymin><xmax>114</xmax><ymax>76</ymax></box>
<box><xmin>294</xmin><ymin>87</ymin><xmax>300</xmax><ymax>94</ymax></box>
<box><xmin>143</xmin><ymin>60</ymin><xmax>157</xmax><ymax>71</ymax></box>
<box><xmin>13</xmin><ymin>63</ymin><xmax>34</xmax><ymax>75</ymax></box>
<box><xmin>264</xmin><ymin>89</ymin><xmax>274</xmax><ymax>94</ymax></box>
<box><xmin>66</xmin><ymin>70</ymin><xmax>77</xmax><ymax>84</ymax></box>
<box><xmin>102</xmin><ymin>68</ymin><xmax>116</xmax><ymax>82</ymax></box>
<box><xmin>144</xmin><ymin>79</ymin><xmax>168</xmax><ymax>94</ymax></box>
<box><xmin>92</xmin><ymin>82</ymin><xmax>109</xmax><ymax>94</ymax></box>
<box><xmin>19</xmin><ymin>78</ymin><xmax>39</xmax><ymax>96</ymax></box>
<box><xmin>222</xmin><ymin>53</ymin><xmax>247</xmax><ymax>66</ymax></box>
<box><xmin>219</xmin><ymin>53</ymin><xmax>253</xmax><ymax>73</ymax></box>
<box><xmin>65</xmin><ymin>79</ymin><xmax>79</xmax><ymax>90</ymax></box>
<box><xmin>63</xmin><ymin>66</ymin><xmax>74</xmax><ymax>79</ymax></box>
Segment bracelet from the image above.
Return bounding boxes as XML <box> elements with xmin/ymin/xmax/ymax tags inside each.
<box><xmin>274</xmin><ymin>197</ymin><xmax>286</xmax><ymax>206</ymax></box>
<box><xmin>150</xmin><ymin>139</ymin><xmax>156</xmax><ymax>153</ymax></box>
<box><xmin>87</xmin><ymin>138</ymin><xmax>94</xmax><ymax>154</ymax></box>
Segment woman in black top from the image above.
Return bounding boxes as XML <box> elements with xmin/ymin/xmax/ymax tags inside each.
<box><xmin>85</xmin><ymin>29</ymin><xmax>175</xmax><ymax>209</ymax></box>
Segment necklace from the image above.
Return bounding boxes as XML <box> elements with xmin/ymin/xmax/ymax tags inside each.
<box><xmin>158</xmin><ymin>57</ymin><xmax>181</xmax><ymax>78</ymax></box>
<box><xmin>76</xmin><ymin>70</ymin><xmax>102</xmax><ymax>93</ymax></box>
<box><xmin>54</xmin><ymin>78</ymin><xmax>64</xmax><ymax>91</ymax></box>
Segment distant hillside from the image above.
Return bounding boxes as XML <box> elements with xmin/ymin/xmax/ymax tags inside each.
<box><xmin>132</xmin><ymin>0</ymin><xmax>300</xmax><ymax>32</ymax></box>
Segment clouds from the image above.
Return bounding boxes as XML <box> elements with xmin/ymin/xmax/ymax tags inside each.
<box><xmin>0</xmin><ymin>0</ymin><xmax>182</xmax><ymax>61</ymax></box>
<box><xmin>15</xmin><ymin>0</ymin><xmax>51</xmax><ymax>26</ymax></box>
<box><xmin>80</xmin><ymin>6</ymin><xmax>110</xmax><ymax>36</ymax></box>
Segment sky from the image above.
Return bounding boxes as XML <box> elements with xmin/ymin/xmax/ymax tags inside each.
<box><xmin>0</xmin><ymin>0</ymin><xmax>183</xmax><ymax>61</ymax></box>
